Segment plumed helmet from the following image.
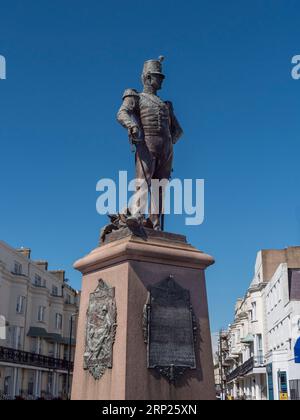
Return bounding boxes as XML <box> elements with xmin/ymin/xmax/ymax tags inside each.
<box><xmin>142</xmin><ymin>56</ymin><xmax>165</xmax><ymax>81</ymax></box>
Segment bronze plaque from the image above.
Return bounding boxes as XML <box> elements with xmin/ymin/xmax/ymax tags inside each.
<box><xmin>144</xmin><ymin>276</ymin><xmax>196</xmax><ymax>383</ymax></box>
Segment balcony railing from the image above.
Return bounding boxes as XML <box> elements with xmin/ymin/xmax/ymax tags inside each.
<box><xmin>0</xmin><ymin>346</ymin><xmax>73</xmax><ymax>372</ymax></box>
<box><xmin>226</xmin><ymin>355</ymin><xmax>265</xmax><ymax>382</ymax></box>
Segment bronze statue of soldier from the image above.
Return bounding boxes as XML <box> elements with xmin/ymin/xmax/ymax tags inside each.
<box><xmin>117</xmin><ymin>57</ymin><xmax>183</xmax><ymax>231</ymax></box>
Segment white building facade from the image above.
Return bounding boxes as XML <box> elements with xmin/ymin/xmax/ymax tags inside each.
<box><xmin>225</xmin><ymin>283</ymin><xmax>267</xmax><ymax>401</ymax></box>
<box><xmin>0</xmin><ymin>241</ymin><xmax>79</xmax><ymax>400</ymax></box>
<box><xmin>265</xmin><ymin>263</ymin><xmax>300</xmax><ymax>400</ymax></box>
<box><xmin>225</xmin><ymin>247</ymin><xmax>300</xmax><ymax>400</ymax></box>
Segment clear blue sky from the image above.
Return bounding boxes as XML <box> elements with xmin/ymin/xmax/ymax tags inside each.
<box><xmin>1</xmin><ymin>0</ymin><xmax>300</xmax><ymax>332</ymax></box>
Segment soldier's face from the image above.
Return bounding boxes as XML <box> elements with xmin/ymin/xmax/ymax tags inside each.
<box><xmin>151</xmin><ymin>74</ymin><xmax>164</xmax><ymax>91</ymax></box>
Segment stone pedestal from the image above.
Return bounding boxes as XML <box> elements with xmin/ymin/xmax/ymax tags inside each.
<box><xmin>71</xmin><ymin>229</ymin><xmax>215</xmax><ymax>400</ymax></box>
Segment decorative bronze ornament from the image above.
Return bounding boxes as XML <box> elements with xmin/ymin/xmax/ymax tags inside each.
<box><xmin>83</xmin><ymin>279</ymin><xmax>117</xmax><ymax>380</ymax></box>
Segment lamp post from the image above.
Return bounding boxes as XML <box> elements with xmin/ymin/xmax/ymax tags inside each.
<box><xmin>67</xmin><ymin>312</ymin><xmax>77</xmax><ymax>400</ymax></box>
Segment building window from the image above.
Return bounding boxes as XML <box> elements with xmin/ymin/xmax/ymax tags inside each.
<box><xmin>48</xmin><ymin>343</ymin><xmax>55</xmax><ymax>357</ymax></box>
<box><xmin>28</xmin><ymin>373</ymin><xmax>35</xmax><ymax>396</ymax></box>
<box><xmin>52</xmin><ymin>286</ymin><xmax>59</xmax><ymax>296</ymax></box>
<box><xmin>290</xmin><ymin>380</ymin><xmax>300</xmax><ymax>400</ymax></box>
<box><xmin>34</xmin><ymin>274</ymin><xmax>46</xmax><ymax>288</ymax></box>
<box><xmin>30</xmin><ymin>338</ymin><xmax>37</xmax><ymax>353</ymax></box>
<box><xmin>8</xmin><ymin>326</ymin><xmax>23</xmax><ymax>349</ymax></box>
<box><xmin>14</xmin><ymin>261</ymin><xmax>22</xmax><ymax>275</ymax></box>
<box><xmin>47</xmin><ymin>372</ymin><xmax>53</xmax><ymax>395</ymax></box>
<box><xmin>252</xmin><ymin>302</ymin><xmax>257</xmax><ymax>321</ymax></box>
<box><xmin>249</xmin><ymin>310</ymin><xmax>253</xmax><ymax>322</ymax></box>
<box><xmin>4</xmin><ymin>376</ymin><xmax>12</xmax><ymax>396</ymax></box>
<box><xmin>278</xmin><ymin>371</ymin><xmax>288</xmax><ymax>395</ymax></box>
<box><xmin>16</xmin><ymin>296</ymin><xmax>26</xmax><ymax>314</ymax></box>
<box><xmin>55</xmin><ymin>313</ymin><xmax>63</xmax><ymax>330</ymax></box>
<box><xmin>65</xmin><ymin>294</ymin><xmax>71</xmax><ymax>304</ymax></box>
<box><xmin>34</xmin><ymin>274</ymin><xmax>42</xmax><ymax>287</ymax></box>
<box><xmin>38</xmin><ymin>306</ymin><xmax>46</xmax><ymax>322</ymax></box>
<box><xmin>256</xmin><ymin>334</ymin><xmax>263</xmax><ymax>364</ymax></box>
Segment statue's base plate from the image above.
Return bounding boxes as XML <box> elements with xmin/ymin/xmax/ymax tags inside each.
<box><xmin>101</xmin><ymin>226</ymin><xmax>187</xmax><ymax>246</ymax></box>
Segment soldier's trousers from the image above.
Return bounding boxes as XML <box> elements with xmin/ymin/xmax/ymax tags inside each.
<box><xmin>131</xmin><ymin>137</ymin><xmax>173</xmax><ymax>230</ymax></box>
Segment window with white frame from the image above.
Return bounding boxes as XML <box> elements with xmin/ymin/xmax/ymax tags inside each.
<box><xmin>252</xmin><ymin>302</ymin><xmax>257</xmax><ymax>321</ymax></box>
<box><xmin>256</xmin><ymin>334</ymin><xmax>263</xmax><ymax>360</ymax></box>
<box><xmin>14</xmin><ymin>261</ymin><xmax>22</xmax><ymax>275</ymax></box>
<box><xmin>38</xmin><ymin>306</ymin><xmax>46</xmax><ymax>322</ymax></box>
<box><xmin>249</xmin><ymin>309</ymin><xmax>253</xmax><ymax>322</ymax></box>
<box><xmin>52</xmin><ymin>286</ymin><xmax>59</xmax><ymax>296</ymax></box>
<box><xmin>16</xmin><ymin>296</ymin><xmax>26</xmax><ymax>314</ymax></box>
<box><xmin>34</xmin><ymin>274</ymin><xmax>42</xmax><ymax>287</ymax></box>
<box><xmin>55</xmin><ymin>313</ymin><xmax>62</xmax><ymax>330</ymax></box>
<box><xmin>48</xmin><ymin>342</ymin><xmax>55</xmax><ymax>357</ymax></box>
<box><xmin>8</xmin><ymin>326</ymin><xmax>23</xmax><ymax>349</ymax></box>
<box><xmin>30</xmin><ymin>337</ymin><xmax>37</xmax><ymax>353</ymax></box>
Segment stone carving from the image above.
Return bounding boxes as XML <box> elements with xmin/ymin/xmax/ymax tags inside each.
<box><xmin>83</xmin><ymin>279</ymin><xmax>117</xmax><ymax>380</ymax></box>
<box><xmin>143</xmin><ymin>275</ymin><xmax>197</xmax><ymax>384</ymax></box>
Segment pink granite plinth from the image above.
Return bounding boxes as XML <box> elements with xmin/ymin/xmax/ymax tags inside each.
<box><xmin>71</xmin><ymin>229</ymin><xmax>215</xmax><ymax>400</ymax></box>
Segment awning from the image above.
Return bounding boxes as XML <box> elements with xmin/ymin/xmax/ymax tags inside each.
<box><xmin>27</xmin><ymin>327</ymin><xmax>49</xmax><ymax>338</ymax></box>
<box><xmin>241</xmin><ymin>334</ymin><xmax>254</xmax><ymax>344</ymax></box>
<box><xmin>27</xmin><ymin>328</ymin><xmax>71</xmax><ymax>345</ymax></box>
<box><xmin>295</xmin><ymin>337</ymin><xmax>300</xmax><ymax>364</ymax></box>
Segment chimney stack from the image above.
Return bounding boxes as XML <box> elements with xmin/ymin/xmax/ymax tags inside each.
<box><xmin>35</xmin><ymin>261</ymin><xmax>48</xmax><ymax>271</ymax></box>
<box><xmin>17</xmin><ymin>247</ymin><xmax>31</xmax><ymax>259</ymax></box>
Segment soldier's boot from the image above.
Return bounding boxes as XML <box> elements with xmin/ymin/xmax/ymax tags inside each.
<box><xmin>126</xmin><ymin>215</ymin><xmax>141</xmax><ymax>230</ymax></box>
<box><xmin>150</xmin><ymin>214</ymin><xmax>161</xmax><ymax>231</ymax></box>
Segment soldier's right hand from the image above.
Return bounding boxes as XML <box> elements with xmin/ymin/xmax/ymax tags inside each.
<box><xmin>129</xmin><ymin>126</ymin><xmax>139</xmax><ymax>138</ymax></box>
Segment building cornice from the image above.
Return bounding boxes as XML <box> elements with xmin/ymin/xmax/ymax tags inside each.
<box><xmin>248</xmin><ymin>281</ymin><xmax>268</xmax><ymax>293</ymax></box>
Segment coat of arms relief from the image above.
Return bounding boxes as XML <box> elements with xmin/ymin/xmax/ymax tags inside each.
<box><xmin>83</xmin><ymin>279</ymin><xmax>117</xmax><ymax>380</ymax></box>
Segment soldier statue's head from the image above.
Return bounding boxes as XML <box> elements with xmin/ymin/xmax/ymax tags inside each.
<box><xmin>142</xmin><ymin>56</ymin><xmax>165</xmax><ymax>93</ymax></box>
